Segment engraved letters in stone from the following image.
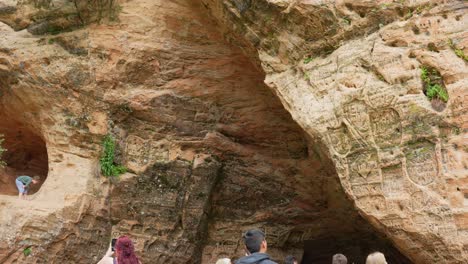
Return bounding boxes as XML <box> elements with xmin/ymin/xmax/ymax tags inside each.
<box><xmin>410</xmin><ymin>191</ymin><xmax>432</xmax><ymax>211</ymax></box>
<box><xmin>365</xmin><ymin>85</ymin><xmax>399</xmax><ymax>108</ymax></box>
<box><xmin>405</xmin><ymin>141</ymin><xmax>438</xmax><ymax>186</ymax></box>
<box><xmin>344</xmin><ymin>100</ymin><xmax>371</xmax><ymax>133</ymax></box>
<box><xmin>357</xmin><ymin>195</ymin><xmax>387</xmax><ymax>212</ymax></box>
<box><xmin>382</xmin><ymin>164</ymin><xmax>406</xmax><ymax>198</ymax></box>
<box><xmin>370</xmin><ymin>109</ymin><xmax>402</xmax><ymax>148</ymax></box>
<box><xmin>327</xmin><ymin>124</ymin><xmax>352</xmax><ymax>155</ymax></box>
<box><xmin>348</xmin><ymin>150</ymin><xmax>380</xmax><ymax>185</ymax></box>
<box><xmin>351</xmin><ymin>182</ymin><xmax>383</xmax><ymax>197</ymax></box>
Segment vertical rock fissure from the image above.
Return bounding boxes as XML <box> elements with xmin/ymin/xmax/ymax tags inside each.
<box><xmin>190</xmin><ymin>158</ymin><xmax>223</xmax><ymax>264</ymax></box>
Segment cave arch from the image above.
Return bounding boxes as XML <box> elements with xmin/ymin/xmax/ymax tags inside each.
<box><xmin>0</xmin><ymin>113</ymin><xmax>48</xmax><ymax>195</ymax></box>
<box><xmin>298</xmin><ymin>221</ymin><xmax>413</xmax><ymax>264</ymax></box>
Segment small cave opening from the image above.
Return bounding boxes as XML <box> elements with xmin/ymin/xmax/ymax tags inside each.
<box><xmin>0</xmin><ymin>114</ymin><xmax>48</xmax><ymax>196</ymax></box>
<box><xmin>299</xmin><ymin>231</ymin><xmax>413</xmax><ymax>264</ymax></box>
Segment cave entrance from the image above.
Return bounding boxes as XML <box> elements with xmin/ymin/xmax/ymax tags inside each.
<box><xmin>0</xmin><ymin>114</ymin><xmax>48</xmax><ymax>195</ymax></box>
<box><xmin>300</xmin><ymin>231</ymin><xmax>412</xmax><ymax>264</ymax></box>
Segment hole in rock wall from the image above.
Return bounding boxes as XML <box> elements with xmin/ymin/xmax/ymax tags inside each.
<box><xmin>300</xmin><ymin>232</ymin><xmax>412</xmax><ymax>264</ymax></box>
<box><xmin>0</xmin><ymin>114</ymin><xmax>48</xmax><ymax>195</ymax></box>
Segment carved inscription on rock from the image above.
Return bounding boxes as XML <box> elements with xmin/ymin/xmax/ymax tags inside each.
<box><xmin>382</xmin><ymin>164</ymin><xmax>406</xmax><ymax>198</ymax></box>
<box><xmin>348</xmin><ymin>150</ymin><xmax>380</xmax><ymax>185</ymax></box>
<box><xmin>441</xmin><ymin>146</ymin><xmax>458</xmax><ymax>174</ymax></box>
<box><xmin>286</xmin><ymin>229</ymin><xmax>318</xmax><ymax>245</ymax></box>
<box><xmin>336</xmin><ymin>64</ymin><xmax>368</xmax><ymax>89</ymax></box>
<box><xmin>387</xmin><ymin>199</ymin><xmax>409</xmax><ymax>214</ymax></box>
<box><xmin>264</xmin><ymin>227</ymin><xmax>291</xmax><ymax>247</ymax></box>
<box><xmin>410</xmin><ymin>191</ymin><xmax>432</xmax><ymax>211</ymax></box>
<box><xmin>334</xmin><ymin>157</ymin><xmax>349</xmax><ymax>179</ymax></box>
<box><xmin>327</xmin><ymin>124</ymin><xmax>352</xmax><ymax>155</ymax></box>
<box><xmin>405</xmin><ymin>141</ymin><xmax>438</xmax><ymax>186</ymax></box>
<box><xmin>370</xmin><ymin>109</ymin><xmax>402</xmax><ymax>148</ymax></box>
<box><xmin>357</xmin><ymin>195</ymin><xmax>387</xmax><ymax>213</ymax></box>
<box><xmin>306</xmin><ymin>59</ymin><xmax>336</xmax><ymax>97</ymax></box>
<box><xmin>344</xmin><ymin>100</ymin><xmax>371</xmax><ymax>133</ymax></box>
<box><xmin>351</xmin><ymin>182</ymin><xmax>383</xmax><ymax>197</ymax></box>
<box><xmin>382</xmin><ymin>216</ymin><xmax>407</xmax><ymax>230</ymax></box>
<box><xmin>365</xmin><ymin>85</ymin><xmax>399</xmax><ymax>108</ymax></box>
<box><xmin>413</xmin><ymin>214</ymin><xmax>458</xmax><ymax>237</ymax></box>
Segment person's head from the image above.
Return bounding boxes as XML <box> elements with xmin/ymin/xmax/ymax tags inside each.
<box><xmin>216</xmin><ymin>258</ymin><xmax>231</xmax><ymax>264</ymax></box>
<box><xmin>115</xmin><ymin>236</ymin><xmax>139</xmax><ymax>264</ymax></box>
<box><xmin>285</xmin><ymin>255</ymin><xmax>297</xmax><ymax>264</ymax></box>
<box><xmin>332</xmin><ymin>253</ymin><xmax>348</xmax><ymax>264</ymax></box>
<box><xmin>366</xmin><ymin>252</ymin><xmax>387</xmax><ymax>264</ymax></box>
<box><xmin>32</xmin><ymin>176</ymin><xmax>40</xmax><ymax>184</ymax></box>
<box><xmin>242</xmin><ymin>229</ymin><xmax>267</xmax><ymax>254</ymax></box>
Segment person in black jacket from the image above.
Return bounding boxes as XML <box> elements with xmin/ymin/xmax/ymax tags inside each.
<box><xmin>235</xmin><ymin>229</ymin><xmax>277</xmax><ymax>264</ymax></box>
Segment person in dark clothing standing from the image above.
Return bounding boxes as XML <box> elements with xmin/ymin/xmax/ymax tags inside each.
<box><xmin>15</xmin><ymin>175</ymin><xmax>39</xmax><ymax>200</ymax></box>
<box><xmin>235</xmin><ymin>229</ymin><xmax>277</xmax><ymax>264</ymax></box>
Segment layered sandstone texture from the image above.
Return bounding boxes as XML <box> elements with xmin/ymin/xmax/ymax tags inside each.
<box><xmin>203</xmin><ymin>0</ymin><xmax>468</xmax><ymax>263</ymax></box>
<box><xmin>0</xmin><ymin>0</ymin><xmax>466</xmax><ymax>264</ymax></box>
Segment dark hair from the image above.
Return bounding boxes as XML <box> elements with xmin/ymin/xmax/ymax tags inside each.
<box><xmin>115</xmin><ymin>236</ymin><xmax>140</xmax><ymax>264</ymax></box>
<box><xmin>243</xmin><ymin>229</ymin><xmax>265</xmax><ymax>254</ymax></box>
<box><xmin>285</xmin><ymin>255</ymin><xmax>297</xmax><ymax>264</ymax></box>
<box><xmin>332</xmin><ymin>253</ymin><xmax>348</xmax><ymax>264</ymax></box>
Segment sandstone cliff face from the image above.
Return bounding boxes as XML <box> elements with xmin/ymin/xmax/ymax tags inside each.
<box><xmin>0</xmin><ymin>0</ymin><xmax>466</xmax><ymax>264</ymax></box>
<box><xmin>203</xmin><ymin>0</ymin><xmax>468</xmax><ymax>263</ymax></box>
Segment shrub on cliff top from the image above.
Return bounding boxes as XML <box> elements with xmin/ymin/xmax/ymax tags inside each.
<box><xmin>100</xmin><ymin>135</ymin><xmax>126</xmax><ymax>177</ymax></box>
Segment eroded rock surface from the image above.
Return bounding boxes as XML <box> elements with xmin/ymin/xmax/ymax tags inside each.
<box><xmin>0</xmin><ymin>0</ymin><xmax>466</xmax><ymax>264</ymax></box>
<box><xmin>203</xmin><ymin>0</ymin><xmax>468</xmax><ymax>263</ymax></box>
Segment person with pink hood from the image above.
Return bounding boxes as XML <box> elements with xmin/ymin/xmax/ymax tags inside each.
<box><xmin>98</xmin><ymin>236</ymin><xmax>141</xmax><ymax>264</ymax></box>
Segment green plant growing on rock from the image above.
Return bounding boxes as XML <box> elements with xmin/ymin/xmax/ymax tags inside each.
<box><xmin>454</xmin><ymin>49</ymin><xmax>467</xmax><ymax>61</ymax></box>
<box><xmin>420</xmin><ymin>66</ymin><xmax>430</xmax><ymax>83</ymax></box>
<box><xmin>342</xmin><ymin>16</ymin><xmax>351</xmax><ymax>25</ymax></box>
<box><xmin>0</xmin><ymin>134</ymin><xmax>6</xmax><ymax>168</ymax></box>
<box><xmin>414</xmin><ymin>3</ymin><xmax>432</xmax><ymax>15</ymax></box>
<box><xmin>380</xmin><ymin>3</ymin><xmax>390</xmax><ymax>10</ymax></box>
<box><xmin>100</xmin><ymin>135</ymin><xmax>126</xmax><ymax>177</ymax></box>
<box><xmin>109</xmin><ymin>4</ymin><xmax>123</xmax><ymax>22</ymax></box>
<box><xmin>448</xmin><ymin>39</ymin><xmax>468</xmax><ymax>62</ymax></box>
<box><xmin>23</xmin><ymin>247</ymin><xmax>32</xmax><ymax>257</ymax></box>
<box><xmin>405</xmin><ymin>10</ymin><xmax>413</xmax><ymax>19</ymax></box>
<box><xmin>420</xmin><ymin>66</ymin><xmax>448</xmax><ymax>103</ymax></box>
<box><xmin>303</xmin><ymin>57</ymin><xmax>314</xmax><ymax>64</ymax></box>
<box><xmin>426</xmin><ymin>83</ymin><xmax>448</xmax><ymax>102</ymax></box>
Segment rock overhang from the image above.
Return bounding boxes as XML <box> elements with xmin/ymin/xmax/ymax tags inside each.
<box><xmin>0</xmin><ymin>0</ymin><xmax>466</xmax><ymax>263</ymax></box>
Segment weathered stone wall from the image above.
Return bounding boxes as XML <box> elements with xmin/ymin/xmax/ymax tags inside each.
<box><xmin>202</xmin><ymin>0</ymin><xmax>468</xmax><ymax>263</ymax></box>
<box><xmin>0</xmin><ymin>0</ymin><xmax>466</xmax><ymax>263</ymax></box>
<box><xmin>0</xmin><ymin>0</ymin><xmax>120</xmax><ymax>34</ymax></box>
